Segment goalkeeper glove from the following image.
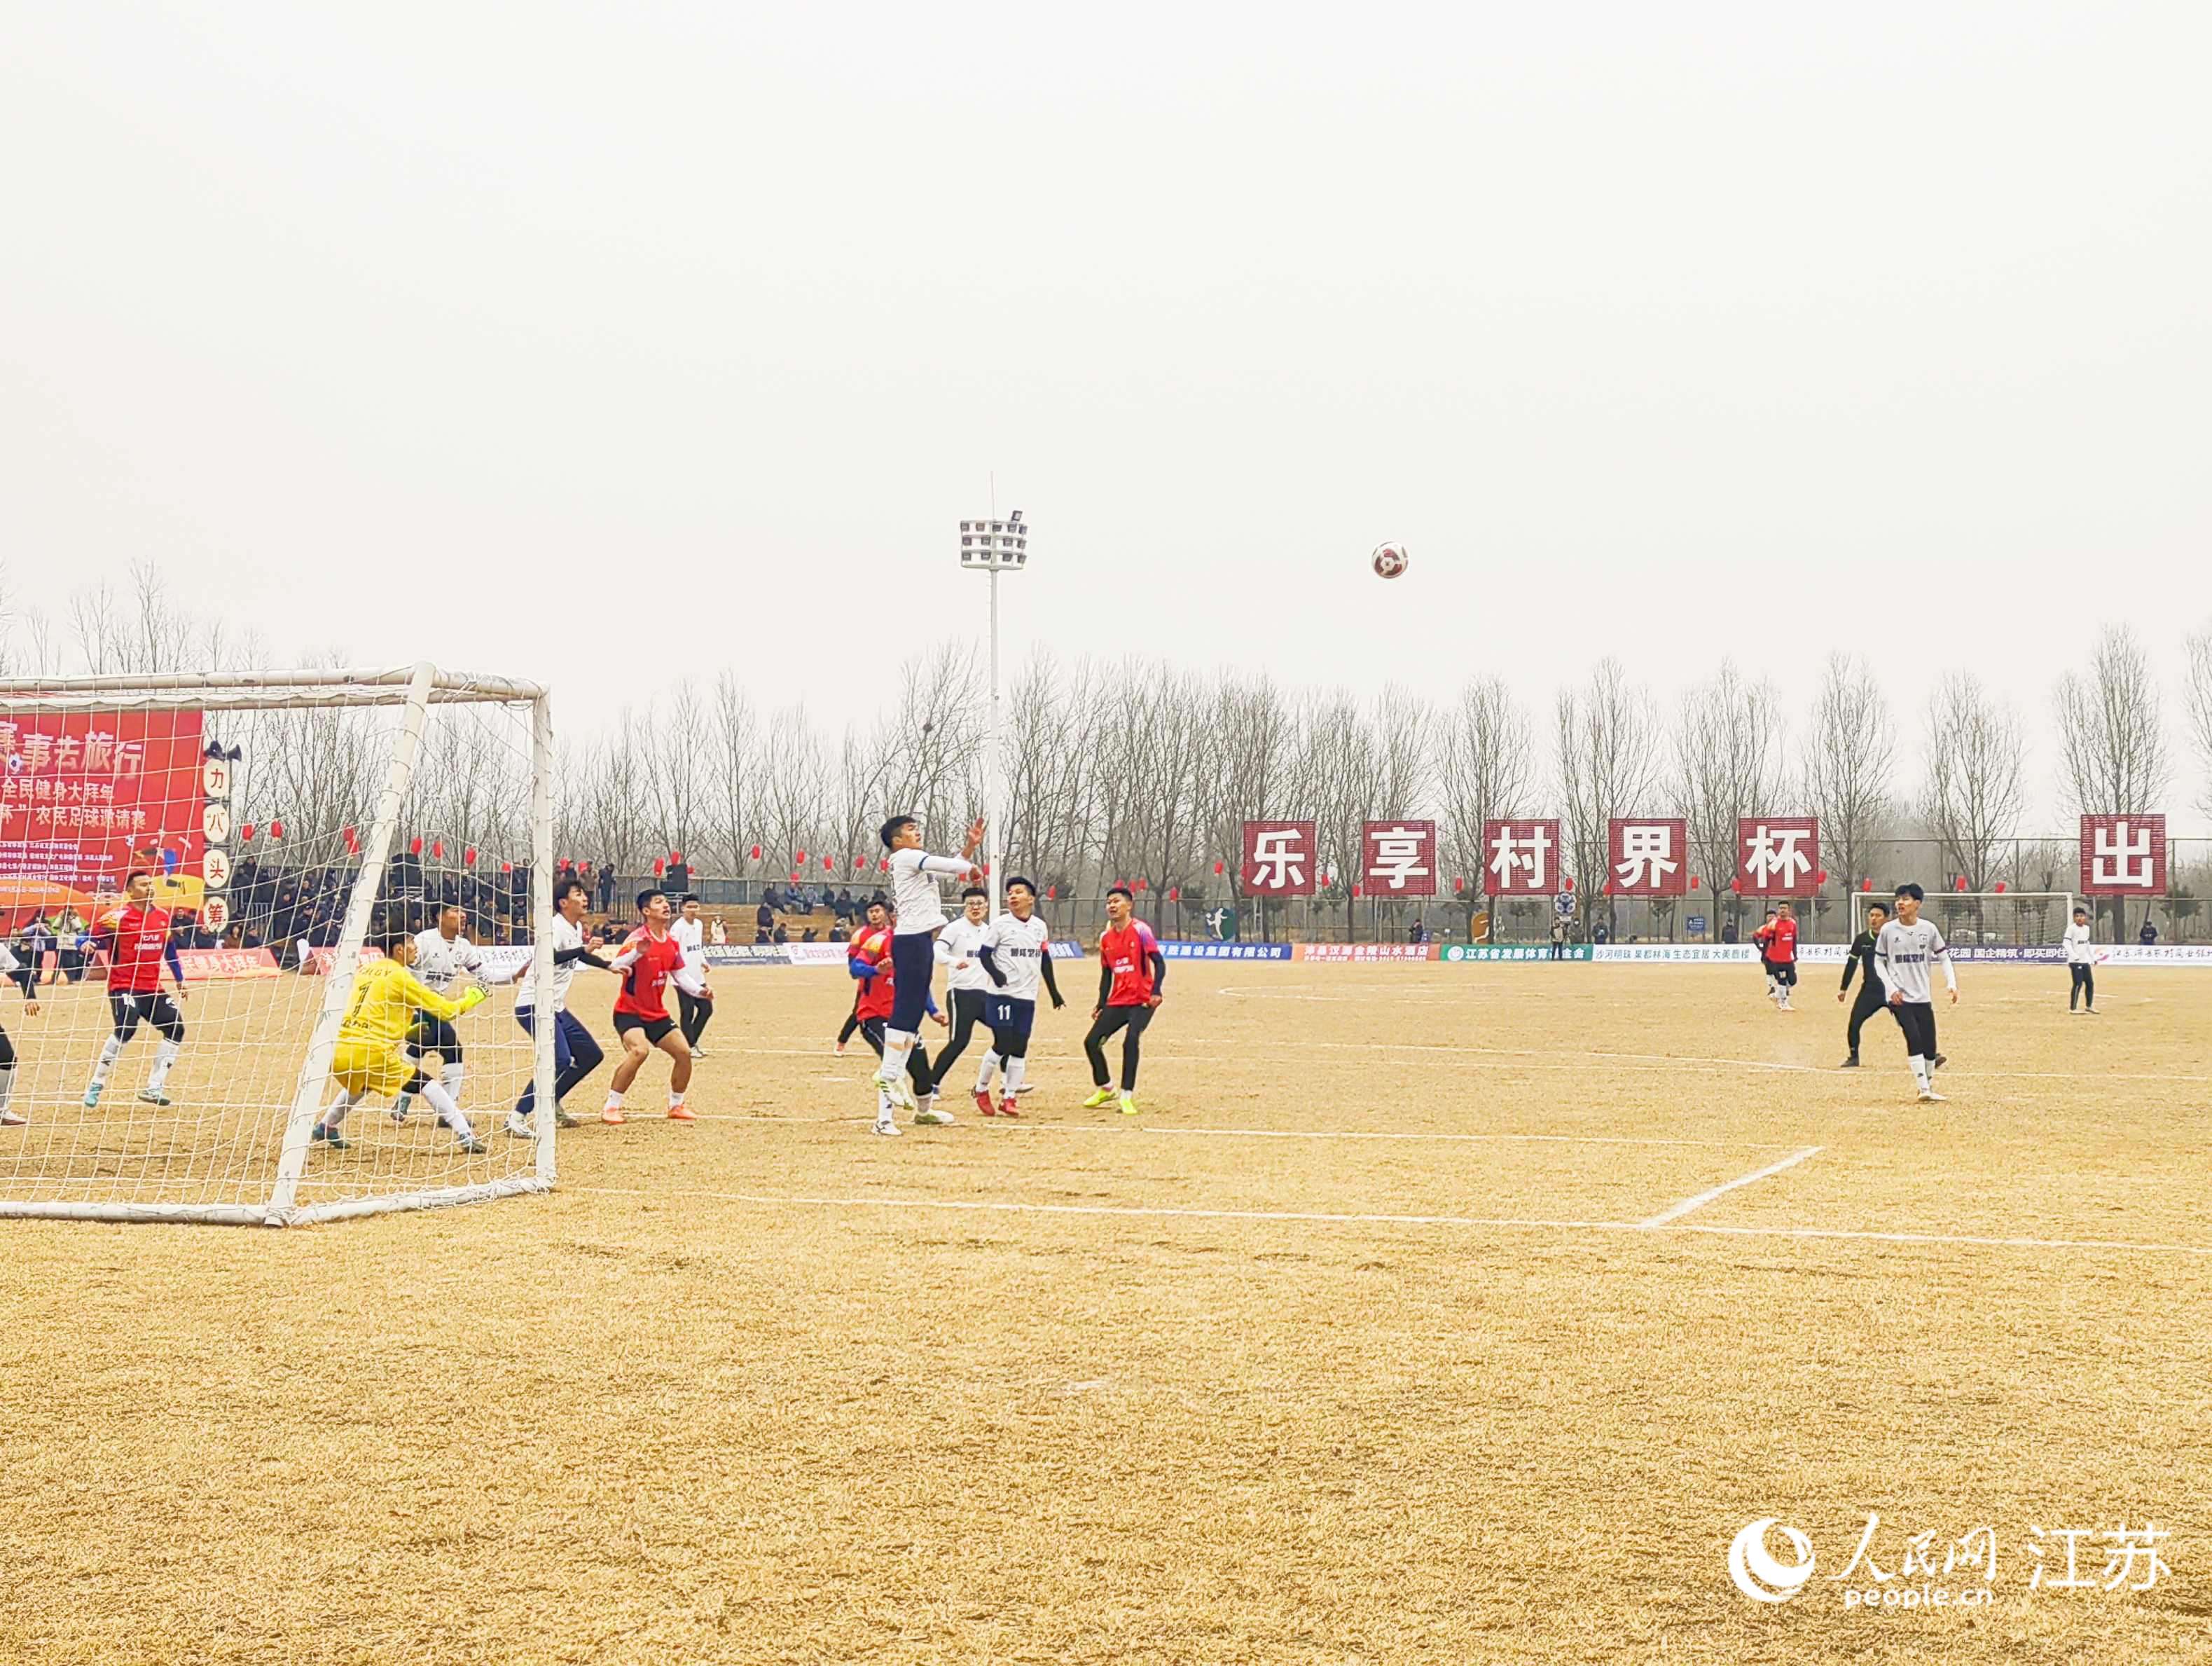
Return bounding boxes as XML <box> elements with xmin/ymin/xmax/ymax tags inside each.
<box><xmin>457</xmin><ymin>986</ymin><xmax>489</xmax><ymax>1014</ymax></box>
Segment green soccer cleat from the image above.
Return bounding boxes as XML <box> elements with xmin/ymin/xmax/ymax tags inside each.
<box><xmin>1117</xmin><ymin>1092</ymin><xmax>1141</xmax><ymax>1116</ymax></box>
<box><xmin>137</xmin><ymin>1089</ymin><xmax>171</xmax><ymax>1108</ymax></box>
<box><xmin>1081</xmin><ymin>1087</ymin><xmax>1116</xmax><ymax>1109</ymax></box>
<box><xmin>310</xmin><ymin>1124</ymin><xmax>350</xmax><ymax>1151</ymax></box>
<box><xmin>82</xmin><ymin>1083</ymin><xmax>102</xmax><ymax>1109</ymax></box>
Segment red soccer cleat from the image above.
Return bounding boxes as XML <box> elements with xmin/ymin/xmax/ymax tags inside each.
<box><xmin>667</xmin><ymin>1104</ymin><xmax>697</xmax><ymax>1121</ymax></box>
<box><xmin>973</xmin><ymin>1089</ymin><xmax>997</xmax><ymax>1117</ymax></box>
<box><xmin>997</xmin><ymin>1096</ymin><xmax>1021</xmax><ymax>1118</ymax></box>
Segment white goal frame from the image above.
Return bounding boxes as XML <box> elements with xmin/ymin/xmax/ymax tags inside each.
<box><xmin>0</xmin><ymin>664</ymin><xmax>556</xmax><ymax>1227</ymax></box>
<box><xmin>1852</xmin><ymin>890</ymin><xmax>2078</xmax><ymax>944</ymax></box>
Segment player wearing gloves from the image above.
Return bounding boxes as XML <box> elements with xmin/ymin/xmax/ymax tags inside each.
<box><xmin>312</xmin><ymin>929</ymin><xmax>491</xmax><ymax>1153</ymax></box>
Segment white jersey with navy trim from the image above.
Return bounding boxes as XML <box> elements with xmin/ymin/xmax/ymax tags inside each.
<box><xmin>1875</xmin><ymin>917</ymin><xmax>1954</xmax><ymax>1005</ymax></box>
<box><xmin>981</xmin><ymin>911</ymin><xmax>1051</xmax><ymax>1003</ymax></box>
<box><xmin>888</xmin><ymin>847</ymin><xmax>971</xmax><ymax>935</ymax></box>
<box><xmin>518</xmin><ymin>914</ymin><xmax>586</xmax><ymax>1014</ymax></box>
<box><xmin>410</xmin><ymin>928</ymin><xmax>490</xmax><ymax>996</ymax></box>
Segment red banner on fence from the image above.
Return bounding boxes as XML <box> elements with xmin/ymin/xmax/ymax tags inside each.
<box><xmin>1736</xmin><ymin>817</ymin><xmax>1820</xmax><ymax>897</ymax></box>
<box><xmin>1607</xmin><ymin>818</ymin><xmax>1687</xmax><ymax>897</ymax></box>
<box><xmin>1483</xmin><ymin>820</ymin><xmax>1562</xmax><ymax>895</ymax></box>
<box><xmin>1360</xmin><ymin>820</ymin><xmax>1437</xmax><ymax>897</ymax></box>
<box><xmin>0</xmin><ymin>710</ymin><xmax>207</xmax><ymax>894</ymax></box>
<box><xmin>1240</xmin><ymin>820</ymin><xmax>1318</xmax><ymax>896</ymax></box>
<box><xmin>2079</xmin><ymin>813</ymin><xmax>2166</xmax><ymax>895</ymax></box>
<box><xmin>177</xmin><ymin>947</ymin><xmax>282</xmax><ymax>980</ymax></box>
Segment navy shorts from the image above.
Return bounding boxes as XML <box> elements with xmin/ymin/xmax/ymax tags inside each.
<box><xmin>888</xmin><ymin>930</ymin><xmax>937</xmax><ymax>1031</ymax></box>
<box><xmin>985</xmin><ymin>994</ymin><xmax>1036</xmax><ymax>1042</ymax></box>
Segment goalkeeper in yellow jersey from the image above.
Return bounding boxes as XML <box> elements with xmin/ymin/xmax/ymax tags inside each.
<box><xmin>312</xmin><ymin>929</ymin><xmax>490</xmax><ymax>1154</ymax></box>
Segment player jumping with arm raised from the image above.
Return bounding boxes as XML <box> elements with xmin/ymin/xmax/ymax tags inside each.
<box><xmin>1874</xmin><ymin>882</ymin><xmax>1957</xmax><ymax>1103</ymax></box>
<box><xmin>873</xmin><ymin>813</ymin><xmax>983</xmax><ymax>1118</ymax></box>
<box><xmin>971</xmin><ymin>875</ymin><xmax>1065</xmax><ymax>1117</ymax></box>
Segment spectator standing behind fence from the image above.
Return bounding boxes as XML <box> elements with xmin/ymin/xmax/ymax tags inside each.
<box><xmin>597</xmin><ymin>862</ymin><xmax>618</xmax><ymax>913</ymax></box>
<box><xmin>756</xmin><ymin>896</ymin><xmax>775</xmax><ymax>944</ymax></box>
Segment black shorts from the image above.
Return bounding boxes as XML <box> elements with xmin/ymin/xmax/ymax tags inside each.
<box><xmin>614</xmin><ymin>1012</ymin><xmax>676</xmax><ymax>1047</ymax></box>
<box><xmin>406</xmin><ymin>1014</ymin><xmax>463</xmax><ymax>1059</ymax></box>
<box><xmin>109</xmin><ymin>991</ymin><xmax>185</xmax><ymax>1041</ymax></box>
<box><xmin>1771</xmin><ymin>961</ymin><xmax>1797</xmax><ymax>987</ymax></box>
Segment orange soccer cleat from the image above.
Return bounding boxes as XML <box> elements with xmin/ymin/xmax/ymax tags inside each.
<box><xmin>997</xmin><ymin>1096</ymin><xmax>1021</xmax><ymax>1119</ymax></box>
<box><xmin>601</xmin><ymin>1106</ymin><xmax>626</xmax><ymax>1125</ymax></box>
<box><xmin>667</xmin><ymin>1104</ymin><xmax>697</xmax><ymax>1121</ymax></box>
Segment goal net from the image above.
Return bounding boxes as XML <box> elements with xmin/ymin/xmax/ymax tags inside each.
<box><xmin>1851</xmin><ymin>890</ymin><xmax>2078</xmax><ymax>947</ymax></box>
<box><xmin>0</xmin><ymin>666</ymin><xmax>554</xmax><ymax>1226</ymax></box>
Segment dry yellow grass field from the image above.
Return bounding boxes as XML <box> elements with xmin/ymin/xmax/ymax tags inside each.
<box><xmin>0</xmin><ymin>958</ymin><xmax>2206</xmax><ymax>1664</ymax></box>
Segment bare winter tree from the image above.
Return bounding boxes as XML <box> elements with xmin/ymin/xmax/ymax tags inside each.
<box><xmin>1293</xmin><ymin>689</ymin><xmax>1376</xmax><ymax>940</ymax></box>
<box><xmin>644</xmin><ymin>679</ymin><xmax>710</xmax><ymax>870</ymax></box>
<box><xmin>1674</xmin><ymin>662</ymin><xmax>1788</xmax><ymax>931</ymax></box>
<box><xmin>2054</xmin><ymin>623</ymin><xmax>2170</xmax><ymax>816</ymax></box>
<box><xmin>70</xmin><ymin>560</ymin><xmax>258</xmax><ymax>676</ymax></box>
<box><xmin>1924</xmin><ymin>672</ymin><xmax>2025</xmax><ymax>890</ymax></box>
<box><xmin>702</xmin><ymin>670</ymin><xmax>758</xmax><ymax>874</ymax></box>
<box><xmin>1201</xmin><ymin>673</ymin><xmax>1299</xmax><ymax>938</ymax></box>
<box><xmin>1435</xmin><ymin>676</ymin><xmax>1536</xmax><ymax>935</ymax></box>
<box><xmin>1801</xmin><ymin>652</ymin><xmax>1893</xmax><ymax>895</ymax></box>
<box><xmin>2188</xmin><ymin>622</ymin><xmax>2212</xmax><ymax>820</ymax></box>
<box><xmin>1557</xmin><ymin>659</ymin><xmax>1661</xmax><ymax>927</ymax></box>
<box><xmin>999</xmin><ymin>654</ymin><xmax>1105</xmax><ymax>900</ymax></box>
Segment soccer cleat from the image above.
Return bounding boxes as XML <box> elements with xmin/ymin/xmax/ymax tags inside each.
<box><xmin>391</xmin><ymin>1093</ymin><xmax>414</xmax><ymax>1123</ymax></box>
<box><xmin>1081</xmin><ymin>1087</ymin><xmax>1116</xmax><ymax>1109</ymax></box>
<box><xmin>914</xmin><ymin>1103</ymin><xmax>955</xmax><ymax>1126</ymax></box>
<box><xmin>668</xmin><ymin>1104</ymin><xmax>697</xmax><ymax>1121</ymax></box>
<box><xmin>457</xmin><ymin>1134</ymin><xmax>489</xmax><ymax>1155</ymax></box>
<box><xmin>873</xmin><ymin>1117</ymin><xmax>901</xmax><ymax>1137</ymax></box>
<box><xmin>997</xmin><ymin>1096</ymin><xmax>1021</xmax><ymax>1118</ymax></box>
<box><xmin>880</xmin><ymin>1076</ymin><xmax>918</xmax><ymax>1114</ymax></box>
<box><xmin>310</xmin><ymin>1124</ymin><xmax>350</xmax><ymax>1150</ymax></box>
<box><xmin>0</xmin><ymin>1109</ymin><xmax>27</xmax><ymax>1128</ymax></box>
<box><xmin>1930</xmin><ymin>1053</ymin><xmax>1948</xmax><ymax>1071</ymax></box>
<box><xmin>506</xmin><ymin>1112</ymin><xmax>537</xmax><ymax>1139</ymax></box>
<box><xmin>1839</xmin><ymin>1052</ymin><xmax>1859</xmax><ymax>1068</ymax></box>
<box><xmin>555</xmin><ymin>1108</ymin><xmax>581</xmax><ymax>1129</ymax></box>
<box><xmin>1117</xmin><ymin>1092</ymin><xmax>1140</xmax><ymax>1115</ymax></box>
<box><xmin>82</xmin><ymin>1083</ymin><xmax>103</xmax><ymax>1109</ymax></box>
<box><xmin>1918</xmin><ymin>1088</ymin><xmax>1949</xmax><ymax>1103</ymax></box>
<box><xmin>601</xmin><ymin>1105</ymin><xmax>626</xmax><ymax>1125</ymax></box>
<box><xmin>691</xmin><ymin>1048</ymin><xmax>710</xmax><ymax>1061</ymax></box>
<box><xmin>137</xmin><ymin>1088</ymin><xmax>171</xmax><ymax>1107</ymax></box>
<box><xmin>974</xmin><ymin>1089</ymin><xmax>997</xmax><ymax>1117</ymax></box>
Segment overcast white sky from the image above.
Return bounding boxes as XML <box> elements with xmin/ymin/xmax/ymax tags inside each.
<box><xmin>4</xmin><ymin>4</ymin><xmax>2208</xmax><ymax>829</ymax></box>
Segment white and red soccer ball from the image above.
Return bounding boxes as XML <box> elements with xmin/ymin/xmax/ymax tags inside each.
<box><xmin>1370</xmin><ymin>542</ymin><xmax>1409</xmax><ymax>579</ymax></box>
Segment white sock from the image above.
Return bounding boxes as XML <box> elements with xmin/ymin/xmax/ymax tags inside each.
<box><xmin>320</xmin><ymin>1089</ymin><xmax>357</xmax><ymax>1131</ymax></box>
<box><xmin>148</xmin><ymin>1040</ymin><xmax>181</xmax><ymax>1091</ymax></box>
<box><xmin>421</xmin><ymin>1079</ymin><xmax>473</xmax><ymax>1140</ymax></box>
<box><xmin>877</xmin><ymin>1031</ymin><xmax>915</xmax><ymax>1086</ymax></box>
<box><xmin>975</xmin><ymin>1052</ymin><xmax>1000</xmax><ymax>1094</ymax></box>
<box><xmin>876</xmin><ymin>1082</ymin><xmax>897</xmax><ymax>1122</ymax></box>
<box><xmin>1005</xmin><ymin>1054</ymin><xmax>1028</xmax><ymax>1096</ymax></box>
<box><xmin>441</xmin><ymin>1060</ymin><xmax>465</xmax><ymax>1102</ymax></box>
<box><xmin>1765</xmin><ymin>977</ymin><xmax>1776</xmax><ymax>998</ymax></box>
<box><xmin>1910</xmin><ymin>1056</ymin><xmax>1930</xmax><ymax>1092</ymax></box>
<box><xmin>0</xmin><ymin>1064</ymin><xmax>15</xmax><ymax>1115</ymax></box>
<box><xmin>90</xmin><ymin>1036</ymin><xmax>123</xmax><ymax>1088</ymax></box>
<box><xmin>669</xmin><ymin>1089</ymin><xmax>686</xmax><ymax>1111</ymax></box>
<box><xmin>604</xmin><ymin>1089</ymin><xmax>625</xmax><ymax>1112</ymax></box>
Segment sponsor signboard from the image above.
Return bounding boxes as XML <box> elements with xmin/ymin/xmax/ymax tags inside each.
<box><xmin>177</xmin><ymin>947</ymin><xmax>281</xmax><ymax>979</ymax></box>
<box><xmin>1441</xmin><ymin>943</ymin><xmax>1594</xmax><ymax>962</ymax></box>
<box><xmin>705</xmin><ymin>944</ymin><xmax>796</xmax><ymax>967</ymax></box>
<box><xmin>1159</xmin><ymin>941</ymin><xmax>1294</xmax><ymax>961</ymax></box>
<box><xmin>1296</xmin><ymin>943</ymin><xmax>1437</xmax><ymax>962</ymax></box>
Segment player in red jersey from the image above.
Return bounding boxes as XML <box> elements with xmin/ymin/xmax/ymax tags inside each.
<box><xmin>82</xmin><ymin>869</ymin><xmax>191</xmax><ymax>1108</ymax></box>
<box><xmin>1764</xmin><ymin>900</ymin><xmax>1802</xmax><ymax>1011</ymax></box>
<box><xmin>600</xmin><ymin>888</ymin><xmax>695</xmax><ymax>1125</ymax></box>
<box><xmin>1081</xmin><ymin>886</ymin><xmax>1166</xmax><ymax>1116</ymax></box>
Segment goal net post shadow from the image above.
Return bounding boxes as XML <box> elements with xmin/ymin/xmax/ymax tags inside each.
<box><xmin>1851</xmin><ymin>890</ymin><xmax>2079</xmax><ymax>945</ymax></box>
<box><xmin>0</xmin><ymin>665</ymin><xmax>555</xmax><ymax>1226</ymax></box>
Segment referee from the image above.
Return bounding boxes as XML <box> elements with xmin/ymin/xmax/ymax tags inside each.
<box><xmin>1837</xmin><ymin>900</ymin><xmax>1893</xmax><ymax>1068</ymax></box>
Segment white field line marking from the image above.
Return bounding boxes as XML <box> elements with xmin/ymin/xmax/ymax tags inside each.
<box><xmin>1638</xmin><ymin>1146</ymin><xmax>1824</xmax><ymax>1230</ymax></box>
<box><xmin>562</xmin><ymin>1108</ymin><xmax>1802</xmax><ymax>1150</ymax></box>
<box><xmin>562</xmin><ymin>1184</ymin><xmax>2212</xmax><ymax>1258</ymax></box>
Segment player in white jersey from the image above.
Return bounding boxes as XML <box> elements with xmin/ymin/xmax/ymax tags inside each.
<box><xmin>393</xmin><ymin>903</ymin><xmax>520</xmax><ymax>1124</ymax></box>
<box><xmin>873</xmin><ymin>813</ymin><xmax>983</xmax><ymax>1117</ymax></box>
<box><xmin>1874</xmin><ymin>882</ymin><xmax>1958</xmax><ymax>1103</ymax></box>
<box><xmin>671</xmin><ymin>895</ymin><xmax>715</xmax><ymax>1057</ymax></box>
<box><xmin>506</xmin><ymin>875</ymin><xmax>613</xmax><ymax>1137</ymax></box>
<box><xmin>929</xmin><ymin>887</ymin><xmax>994</xmax><ymax>1096</ymax></box>
<box><xmin>2063</xmin><ymin>904</ymin><xmax>2098</xmax><ymax>1014</ymax></box>
<box><xmin>969</xmin><ymin>876</ymin><xmax>1065</xmax><ymax>1117</ymax></box>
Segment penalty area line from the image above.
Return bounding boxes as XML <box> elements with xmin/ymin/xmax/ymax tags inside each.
<box><xmin>559</xmin><ymin>1183</ymin><xmax>2212</xmax><ymax>1257</ymax></box>
<box><xmin>1638</xmin><ymin>1146</ymin><xmax>1823</xmax><ymax>1229</ymax></box>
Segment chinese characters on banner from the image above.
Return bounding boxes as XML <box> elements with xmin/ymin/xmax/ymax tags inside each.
<box><xmin>1240</xmin><ymin>820</ymin><xmax>1318</xmax><ymax>896</ymax></box>
<box><xmin>1736</xmin><ymin>817</ymin><xmax>1820</xmax><ymax>897</ymax></box>
<box><xmin>0</xmin><ymin>711</ymin><xmax>207</xmax><ymax>892</ymax></box>
<box><xmin>1484</xmin><ymin>819</ymin><xmax>1561</xmax><ymax>895</ymax></box>
<box><xmin>2078</xmin><ymin>814</ymin><xmax>2166</xmax><ymax>895</ymax></box>
<box><xmin>1361</xmin><ymin>820</ymin><xmax>1437</xmax><ymax>897</ymax></box>
<box><xmin>1608</xmin><ymin>818</ymin><xmax>1688</xmax><ymax>897</ymax></box>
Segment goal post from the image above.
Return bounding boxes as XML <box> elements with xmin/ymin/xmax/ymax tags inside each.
<box><xmin>1852</xmin><ymin>890</ymin><xmax>2078</xmax><ymax>947</ymax></box>
<box><xmin>0</xmin><ymin>664</ymin><xmax>555</xmax><ymax>1226</ymax></box>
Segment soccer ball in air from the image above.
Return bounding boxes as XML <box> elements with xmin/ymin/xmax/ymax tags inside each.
<box><xmin>1371</xmin><ymin>542</ymin><xmax>1409</xmax><ymax>579</ymax></box>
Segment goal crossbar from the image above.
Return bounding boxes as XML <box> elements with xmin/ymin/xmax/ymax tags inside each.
<box><xmin>0</xmin><ymin>666</ymin><xmax>546</xmax><ymax>712</ymax></box>
<box><xmin>1852</xmin><ymin>890</ymin><xmax>2078</xmax><ymax>943</ymax></box>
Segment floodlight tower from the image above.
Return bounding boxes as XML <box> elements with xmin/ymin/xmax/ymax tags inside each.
<box><xmin>959</xmin><ymin>509</ymin><xmax>1028</xmax><ymax>919</ymax></box>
